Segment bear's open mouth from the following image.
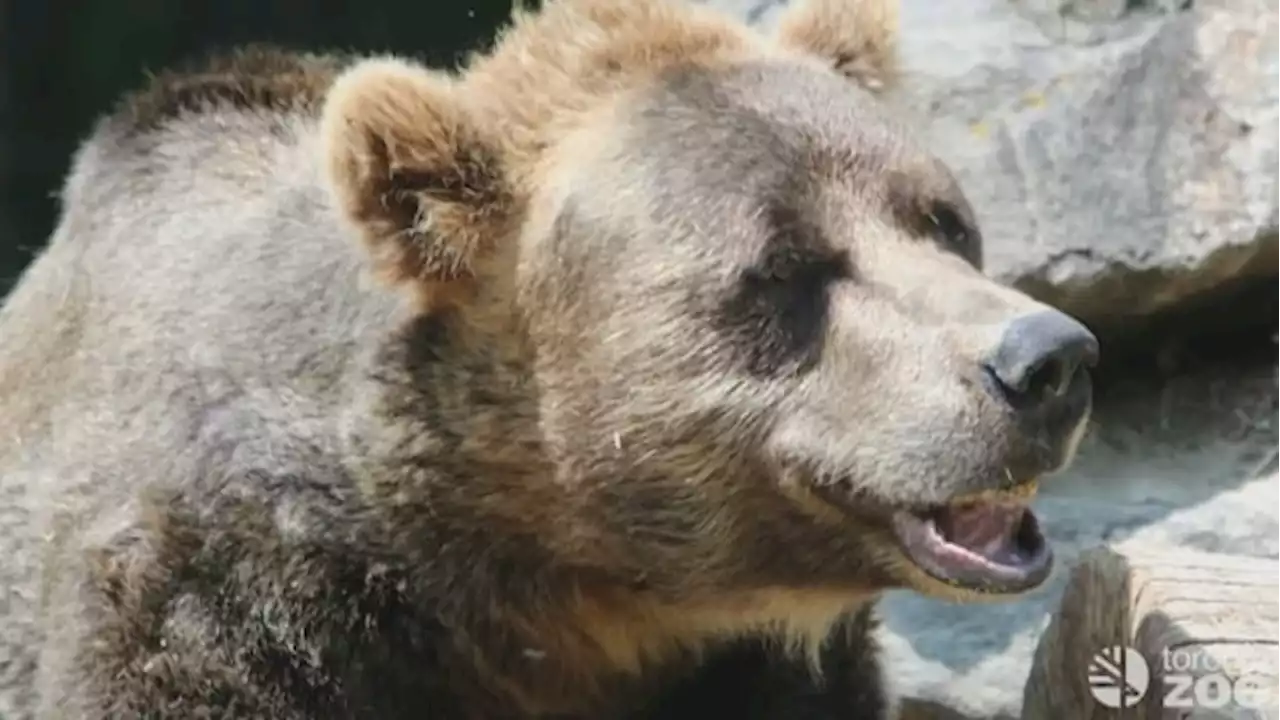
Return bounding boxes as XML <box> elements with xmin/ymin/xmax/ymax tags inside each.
<box><xmin>890</xmin><ymin>491</ymin><xmax>1051</xmax><ymax>594</ymax></box>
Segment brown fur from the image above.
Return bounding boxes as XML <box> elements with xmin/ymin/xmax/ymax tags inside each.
<box><xmin>323</xmin><ymin>60</ymin><xmax>517</xmax><ymax>285</ymax></box>
<box><xmin>0</xmin><ymin>0</ymin><xmax>1094</xmax><ymax>718</ymax></box>
<box><xmin>774</xmin><ymin>0</ymin><xmax>898</xmax><ymax>93</ymax></box>
<box><xmin>111</xmin><ymin>44</ymin><xmax>351</xmax><ymax>136</ymax></box>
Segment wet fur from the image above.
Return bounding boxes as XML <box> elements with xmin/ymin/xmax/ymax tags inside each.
<box><xmin>0</xmin><ymin>0</ymin><xmax>1081</xmax><ymax>717</ymax></box>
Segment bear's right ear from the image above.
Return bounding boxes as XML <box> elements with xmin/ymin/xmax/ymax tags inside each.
<box><xmin>772</xmin><ymin>0</ymin><xmax>898</xmax><ymax>95</ymax></box>
<box><xmin>320</xmin><ymin>58</ymin><xmax>513</xmax><ymax>285</ymax></box>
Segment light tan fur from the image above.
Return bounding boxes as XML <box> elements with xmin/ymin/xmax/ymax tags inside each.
<box><xmin>774</xmin><ymin>0</ymin><xmax>899</xmax><ymax>93</ymax></box>
<box><xmin>321</xmin><ymin>0</ymin><xmax>904</xmax><ymax>292</ymax></box>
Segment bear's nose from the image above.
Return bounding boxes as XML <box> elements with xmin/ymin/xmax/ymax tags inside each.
<box><xmin>982</xmin><ymin>309</ymin><xmax>1099</xmax><ymax>408</ymax></box>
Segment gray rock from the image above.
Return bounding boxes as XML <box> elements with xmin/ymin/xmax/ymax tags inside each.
<box><xmin>934</xmin><ymin>0</ymin><xmax>1277</xmax><ymax>333</ymax></box>
<box><xmin>704</xmin><ymin>0</ymin><xmax>1279</xmax><ymax>336</ymax></box>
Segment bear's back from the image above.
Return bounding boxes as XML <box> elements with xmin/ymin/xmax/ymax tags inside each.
<box><xmin>0</xmin><ymin>49</ymin><xmax>397</xmax><ymax>717</ymax></box>
<box><xmin>0</xmin><ymin>47</ymin><xmax>393</xmax><ymax>463</ymax></box>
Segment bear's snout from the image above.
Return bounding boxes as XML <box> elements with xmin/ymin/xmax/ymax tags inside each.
<box><xmin>980</xmin><ymin>308</ymin><xmax>1099</xmax><ymax>476</ymax></box>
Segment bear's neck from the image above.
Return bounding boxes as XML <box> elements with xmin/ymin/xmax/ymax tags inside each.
<box><xmin>340</xmin><ymin>309</ymin><xmax>657</xmax><ymax>712</ymax></box>
<box><xmin>339</xmin><ymin>309</ymin><xmax>866</xmax><ymax>715</ymax></box>
<box><xmin>343</xmin><ymin>308</ymin><xmax>569</xmax><ymax>555</ymax></box>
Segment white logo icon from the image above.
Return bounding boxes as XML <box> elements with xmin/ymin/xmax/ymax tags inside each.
<box><xmin>1088</xmin><ymin>645</ymin><xmax>1151</xmax><ymax>709</ymax></box>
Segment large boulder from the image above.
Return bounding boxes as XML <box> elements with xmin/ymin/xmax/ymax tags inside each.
<box><xmin>699</xmin><ymin>1</ymin><xmax>1280</xmax><ymax>717</ymax></box>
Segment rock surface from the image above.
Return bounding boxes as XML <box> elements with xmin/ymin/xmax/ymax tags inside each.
<box><xmin>705</xmin><ymin>0</ymin><xmax>1279</xmax><ymax>338</ymax></box>
<box><xmin>696</xmin><ymin>1</ymin><xmax>1280</xmax><ymax>716</ymax></box>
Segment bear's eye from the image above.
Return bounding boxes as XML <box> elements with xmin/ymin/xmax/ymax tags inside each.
<box><xmin>887</xmin><ymin>182</ymin><xmax>981</xmax><ymax>266</ymax></box>
<box><xmin>713</xmin><ymin>204</ymin><xmax>849</xmax><ymax>379</ymax></box>
<box><xmin>725</xmin><ymin>251</ymin><xmax>844</xmax><ymax>378</ymax></box>
<box><xmin>755</xmin><ymin>203</ymin><xmax>852</xmax><ymax>283</ymax></box>
<box><xmin>753</xmin><ymin>244</ymin><xmax>849</xmax><ymax>285</ymax></box>
<box><xmin>926</xmin><ymin>201</ymin><xmax>973</xmax><ymax>256</ymax></box>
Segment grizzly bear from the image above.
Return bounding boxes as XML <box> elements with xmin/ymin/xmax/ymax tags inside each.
<box><xmin>0</xmin><ymin>0</ymin><xmax>1099</xmax><ymax>717</ymax></box>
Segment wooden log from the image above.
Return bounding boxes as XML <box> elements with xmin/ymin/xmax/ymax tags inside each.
<box><xmin>1022</xmin><ymin>546</ymin><xmax>1279</xmax><ymax>720</ymax></box>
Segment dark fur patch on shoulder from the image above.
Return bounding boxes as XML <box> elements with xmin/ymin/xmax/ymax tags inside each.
<box><xmin>108</xmin><ymin>44</ymin><xmax>356</xmax><ymax>137</ymax></box>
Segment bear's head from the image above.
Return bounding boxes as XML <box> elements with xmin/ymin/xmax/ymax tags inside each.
<box><xmin>321</xmin><ymin>0</ymin><xmax>1096</xmax><ymax>643</ymax></box>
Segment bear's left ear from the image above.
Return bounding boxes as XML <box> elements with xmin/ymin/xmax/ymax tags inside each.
<box><xmin>320</xmin><ymin>57</ymin><xmax>513</xmax><ymax>285</ymax></box>
<box><xmin>772</xmin><ymin>0</ymin><xmax>899</xmax><ymax>95</ymax></box>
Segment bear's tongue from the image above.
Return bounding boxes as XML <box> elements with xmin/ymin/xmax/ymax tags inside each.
<box><xmin>933</xmin><ymin>503</ymin><xmax>1024</xmax><ymax>565</ymax></box>
<box><xmin>892</xmin><ymin>493</ymin><xmax>1050</xmax><ymax>591</ymax></box>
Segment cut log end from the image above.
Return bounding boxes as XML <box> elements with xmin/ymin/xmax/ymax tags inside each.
<box><xmin>1022</xmin><ymin>546</ymin><xmax>1279</xmax><ymax>720</ymax></box>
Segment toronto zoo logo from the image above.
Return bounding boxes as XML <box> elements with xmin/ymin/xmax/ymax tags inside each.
<box><xmin>1088</xmin><ymin>646</ymin><xmax>1149</xmax><ymax>709</ymax></box>
<box><xmin>1087</xmin><ymin>644</ymin><xmax>1277</xmax><ymax>711</ymax></box>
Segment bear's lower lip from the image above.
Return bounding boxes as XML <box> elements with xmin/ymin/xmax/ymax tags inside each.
<box><xmin>891</xmin><ymin>492</ymin><xmax>1051</xmax><ymax>594</ymax></box>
